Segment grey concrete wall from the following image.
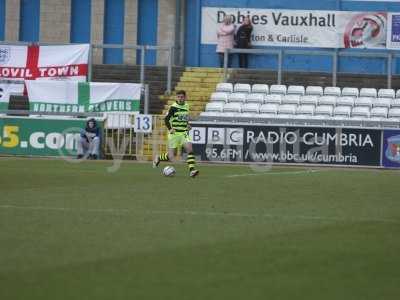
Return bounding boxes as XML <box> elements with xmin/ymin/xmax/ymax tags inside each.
<box><xmin>40</xmin><ymin>0</ymin><xmax>71</xmax><ymax>42</ymax></box>
<box><xmin>124</xmin><ymin>0</ymin><xmax>138</xmax><ymax>65</ymax></box>
<box><xmin>157</xmin><ymin>0</ymin><xmax>176</xmax><ymax>66</ymax></box>
<box><xmin>5</xmin><ymin>0</ymin><xmax>20</xmax><ymax>41</ymax></box>
<box><xmin>91</xmin><ymin>0</ymin><xmax>105</xmax><ymax>63</ymax></box>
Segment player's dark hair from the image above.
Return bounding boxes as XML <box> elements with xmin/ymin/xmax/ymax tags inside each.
<box><xmin>176</xmin><ymin>90</ymin><xmax>186</xmax><ymax>97</ymax></box>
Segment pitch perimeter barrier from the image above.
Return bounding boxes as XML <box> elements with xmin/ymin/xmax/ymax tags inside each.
<box><xmin>0</xmin><ymin>115</ymin><xmax>103</xmax><ymax>157</ymax></box>
<box><xmin>190</xmin><ymin>122</ymin><xmax>400</xmax><ymax>168</ymax></box>
<box><xmin>102</xmin><ymin>114</ymin><xmax>400</xmax><ymax>168</ymax></box>
<box><xmin>2</xmin><ymin>113</ymin><xmax>400</xmax><ymax>168</ymax></box>
<box><xmin>0</xmin><ymin>113</ymin><xmax>166</xmax><ymax>160</ymax></box>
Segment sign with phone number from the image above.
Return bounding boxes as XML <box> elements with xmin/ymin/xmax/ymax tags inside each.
<box><xmin>0</xmin><ymin>117</ymin><xmax>97</xmax><ymax>156</ymax></box>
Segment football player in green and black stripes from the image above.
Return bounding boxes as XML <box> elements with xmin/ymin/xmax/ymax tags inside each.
<box><xmin>153</xmin><ymin>90</ymin><xmax>199</xmax><ymax>178</ymax></box>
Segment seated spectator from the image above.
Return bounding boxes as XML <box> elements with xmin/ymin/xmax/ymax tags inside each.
<box><xmin>77</xmin><ymin>118</ymin><xmax>100</xmax><ymax>159</ymax></box>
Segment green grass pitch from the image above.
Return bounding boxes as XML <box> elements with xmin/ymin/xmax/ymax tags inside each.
<box><xmin>0</xmin><ymin>158</ymin><xmax>399</xmax><ymax>300</ymax></box>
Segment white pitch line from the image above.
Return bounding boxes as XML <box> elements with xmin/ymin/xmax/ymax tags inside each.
<box><xmin>225</xmin><ymin>169</ymin><xmax>319</xmax><ymax>178</ymax></box>
<box><xmin>0</xmin><ymin>204</ymin><xmax>399</xmax><ymax>224</ymax></box>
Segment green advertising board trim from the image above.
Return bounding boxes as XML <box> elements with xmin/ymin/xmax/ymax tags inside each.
<box><xmin>29</xmin><ymin>100</ymin><xmax>140</xmax><ymax>113</ymax></box>
<box><xmin>78</xmin><ymin>82</ymin><xmax>90</xmax><ymax>107</ymax></box>
<box><xmin>0</xmin><ymin>103</ymin><xmax>8</xmax><ymax>111</ymax></box>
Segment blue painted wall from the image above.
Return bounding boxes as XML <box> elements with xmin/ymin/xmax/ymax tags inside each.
<box><xmin>19</xmin><ymin>0</ymin><xmax>40</xmax><ymax>42</ymax></box>
<box><xmin>185</xmin><ymin>0</ymin><xmax>400</xmax><ymax>75</ymax></box>
<box><xmin>185</xmin><ymin>0</ymin><xmax>202</xmax><ymax>66</ymax></box>
<box><xmin>137</xmin><ymin>0</ymin><xmax>158</xmax><ymax>65</ymax></box>
<box><xmin>0</xmin><ymin>0</ymin><xmax>5</xmax><ymax>40</ymax></box>
<box><xmin>70</xmin><ymin>0</ymin><xmax>91</xmax><ymax>43</ymax></box>
<box><xmin>103</xmin><ymin>0</ymin><xmax>125</xmax><ymax>64</ymax></box>
<box><xmin>340</xmin><ymin>0</ymin><xmax>400</xmax><ymax>11</ymax></box>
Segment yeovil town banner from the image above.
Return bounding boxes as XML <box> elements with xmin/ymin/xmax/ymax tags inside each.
<box><xmin>0</xmin><ymin>44</ymin><xmax>90</xmax><ymax>107</ymax></box>
<box><xmin>26</xmin><ymin>81</ymin><xmax>142</xmax><ymax>113</ymax></box>
<box><xmin>0</xmin><ymin>44</ymin><xmax>89</xmax><ymax>81</ymax></box>
<box><xmin>201</xmin><ymin>7</ymin><xmax>387</xmax><ymax>49</ymax></box>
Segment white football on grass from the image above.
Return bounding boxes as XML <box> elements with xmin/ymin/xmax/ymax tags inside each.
<box><xmin>163</xmin><ymin>166</ymin><xmax>176</xmax><ymax>177</ymax></box>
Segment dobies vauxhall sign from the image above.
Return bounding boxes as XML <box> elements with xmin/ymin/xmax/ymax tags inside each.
<box><xmin>202</xmin><ymin>7</ymin><xmax>387</xmax><ymax>49</ymax></box>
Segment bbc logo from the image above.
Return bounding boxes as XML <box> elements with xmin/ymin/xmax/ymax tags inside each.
<box><xmin>189</xmin><ymin>127</ymin><xmax>244</xmax><ymax>145</ymax></box>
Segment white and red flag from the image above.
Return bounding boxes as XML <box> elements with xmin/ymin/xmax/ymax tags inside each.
<box><xmin>0</xmin><ymin>44</ymin><xmax>89</xmax><ymax>109</ymax></box>
<box><xmin>0</xmin><ymin>44</ymin><xmax>89</xmax><ymax>81</ymax></box>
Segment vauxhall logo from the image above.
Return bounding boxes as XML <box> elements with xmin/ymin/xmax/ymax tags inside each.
<box><xmin>190</xmin><ymin>127</ymin><xmax>244</xmax><ymax>145</ymax></box>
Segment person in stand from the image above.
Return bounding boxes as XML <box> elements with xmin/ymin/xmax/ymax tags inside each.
<box><xmin>235</xmin><ymin>16</ymin><xmax>253</xmax><ymax>68</ymax></box>
<box><xmin>216</xmin><ymin>15</ymin><xmax>236</xmax><ymax>68</ymax></box>
<box><xmin>77</xmin><ymin>118</ymin><xmax>100</xmax><ymax>160</ymax></box>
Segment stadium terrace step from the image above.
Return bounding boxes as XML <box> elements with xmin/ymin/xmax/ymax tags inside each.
<box><xmin>158</xmin><ymin>67</ymin><xmax>224</xmax><ymax>118</ymax></box>
<box><xmin>187</xmin><ymin>67</ymin><xmax>225</xmax><ymax>73</ymax></box>
<box><xmin>179</xmin><ymin>77</ymin><xmax>221</xmax><ymax>83</ymax></box>
<box><xmin>182</xmin><ymin>71</ymin><xmax>223</xmax><ymax>78</ymax></box>
<box><xmin>176</xmin><ymin>82</ymin><xmax>218</xmax><ymax>89</ymax></box>
<box><xmin>8</xmin><ymin>95</ymin><xmax>29</xmax><ymax>112</ymax></box>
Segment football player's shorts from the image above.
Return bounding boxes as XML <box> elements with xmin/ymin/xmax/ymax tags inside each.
<box><xmin>168</xmin><ymin>132</ymin><xmax>191</xmax><ymax>149</ymax></box>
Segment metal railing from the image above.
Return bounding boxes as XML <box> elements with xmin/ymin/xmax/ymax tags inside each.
<box><xmin>103</xmin><ymin>114</ymin><xmax>167</xmax><ymax>160</ymax></box>
<box><xmin>90</xmin><ymin>44</ymin><xmax>175</xmax><ymax>95</ymax></box>
<box><xmin>2</xmin><ymin>41</ymin><xmax>399</xmax><ymax>92</ymax></box>
<box><xmin>224</xmin><ymin>48</ymin><xmax>400</xmax><ymax>88</ymax></box>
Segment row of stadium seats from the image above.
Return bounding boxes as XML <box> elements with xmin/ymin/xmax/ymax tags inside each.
<box><xmin>201</xmin><ymin>102</ymin><xmax>400</xmax><ymax>120</ymax></box>
<box><xmin>215</xmin><ymin>83</ymin><xmax>400</xmax><ymax>99</ymax></box>
<box><xmin>210</xmin><ymin>93</ymin><xmax>400</xmax><ymax>108</ymax></box>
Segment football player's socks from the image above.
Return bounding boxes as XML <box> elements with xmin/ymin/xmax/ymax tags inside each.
<box><xmin>186</xmin><ymin>152</ymin><xmax>196</xmax><ymax>171</ymax></box>
<box><xmin>159</xmin><ymin>153</ymin><xmax>169</xmax><ymax>161</ymax></box>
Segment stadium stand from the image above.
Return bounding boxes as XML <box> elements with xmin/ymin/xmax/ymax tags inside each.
<box><xmin>324</xmin><ymin>86</ymin><xmax>342</xmax><ymax>97</ymax></box>
<box><xmin>228</xmin><ymin>93</ymin><xmax>247</xmax><ymax>103</ymax></box>
<box><xmin>336</xmin><ymin>96</ymin><xmax>355</xmax><ymax>107</ymax></box>
<box><xmin>341</xmin><ymin>87</ymin><xmax>359</xmax><ymax>98</ymax></box>
<box><xmin>300</xmin><ymin>95</ymin><xmax>318</xmax><ymax>106</ymax></box>
<box><xmin>360</xmin><ymin>88</ymin><xmax>377</xmax><ymax>98</ymax></box>
<box><xmin>305</xmin><ymin>86</ymin><xmax>323</xmax><ymax>96</ymax></box>
<box><xmin>216</xmin><ymin>83</ymin><xmax>234</xmax><ymax>93</ymax></box>
<box><xmin>334</xmin><ymin>106</ymin><xmax>352</xmax><ymax>118</ymax></box>
<box><xmin>378</xmin><ymin>88</ymin><xmax>395</xmax><ymax>99</ymax></box>
<box><xmin>265</xmin><ymin>94</ymin><xmax>283</xmax><ymax>104</ymax></box>
<box><xmin>378</xmin><ymin>89</ymin><xmax>396</xmax><ymax>99</ymax></box>
<box><xmin>296</xmin><ymin>105</ymin><xmax>315</xmax><ymax>116</ymax></box>
<box><xmin>389</xmin><ymin>108</ymin><xmax>400</xmax><ymax>118</ymax></box>
<box><xmin>246</xmin><ymin>93</ymin><xmax>265</xmax><ymax>104</ymax></box>
<box><xmin>270</xmin><ymin>84</ymin><xmax>287</xmax><ymax>95</ymax></box>
<box><xmin>233</xmin><ymin>83</ymin><xmax>251</xmax><ymax>93</ymax></box>
<box><xmin>210</xmin><ymin>92</ymin><xmax>229</xmax><ymax>102</ymax></box>
<box><xmin>354</xmin><ymin>97</ymin><xmax>373</xmax><ymax>108</ymax></box>
<box><xmin>199</xmin><ymin>83</ymin><xmax>400</xmax><ymax>128</ymax></box>
<box><xmin>251</xmin><ymin>84</ymin><xmax>269</xmax><ymax>94</ymax></box>
<box><xmin>391</xmin><ymin>99</ymin><xmax>400</xmax><ymax>108</ymax></box>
